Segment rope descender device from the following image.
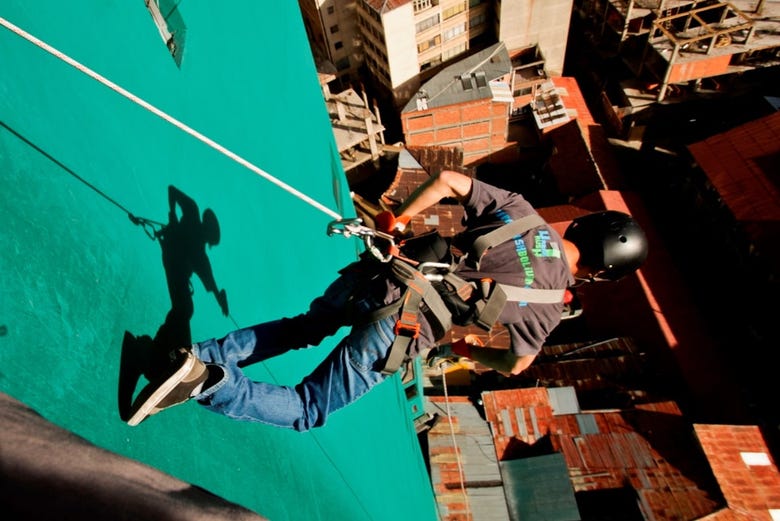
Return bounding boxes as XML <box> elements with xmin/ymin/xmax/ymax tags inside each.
<box><xmin>327</xmin><ymin>218</ymin><xmax>396</xmax><ymax>263</ymax></box>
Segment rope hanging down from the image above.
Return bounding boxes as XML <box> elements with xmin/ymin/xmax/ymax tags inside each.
<box><xmin>0</xmin><ymin>16</ymin><xmax>343</xmax><ymax>222</ymax></box>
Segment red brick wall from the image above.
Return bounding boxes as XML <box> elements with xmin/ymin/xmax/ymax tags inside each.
<box><xmin>402</xmin><ymin>99</ymin><xmax>510</xmax><ymax>165</ymax></box>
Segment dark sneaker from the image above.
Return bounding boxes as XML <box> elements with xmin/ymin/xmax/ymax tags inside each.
<box><xmin>127</xmin><ymin>347</ymin><xmax>208</xmax><ymax>426</ymax></box>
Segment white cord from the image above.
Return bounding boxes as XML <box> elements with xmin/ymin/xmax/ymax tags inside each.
<box><xmin>440</xmin><ymin>366</ymin><xmax>471</xmax><ymax>519</ymax></box>
<box><xmin>0</xmin><ymin>16</ymin><xmax>343</xmax><ymax>221</ymax></box>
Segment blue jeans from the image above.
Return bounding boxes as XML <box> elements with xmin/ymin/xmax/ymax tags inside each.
<box><xmin>192</xmin><ymin>267</ymin><xmax>398</xmax><ymax>431</ymax></box>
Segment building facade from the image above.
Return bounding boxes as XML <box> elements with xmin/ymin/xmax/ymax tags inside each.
<box><xmin>352</xmin><ymin>0</ymin><xmax>571</xmax><ymax>107</ymax></box>
<box><xmin>299</xmin><ymin>0</ymin><xmax>363</xmax><ymax>87</ymax></box>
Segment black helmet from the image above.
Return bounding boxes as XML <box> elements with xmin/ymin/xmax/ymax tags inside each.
<box><xmin>564</xmin><ymin>211</ymin><xmax>648</xmax><ymax>281</ymax></box>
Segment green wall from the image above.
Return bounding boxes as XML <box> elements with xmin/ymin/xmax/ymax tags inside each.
<box><xmin>0</xmin><ymin>2</ymin><xmax>436</xmax><ymax>520</ymax></box>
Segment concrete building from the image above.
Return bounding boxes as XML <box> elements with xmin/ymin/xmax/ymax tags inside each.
<box><xmin>494</xmin><ymin>0</ymin><xmax>574</xmax><ymax>76</ymax></box>
<box><xmin>299</xmin><ymin>0</ymin><xmax>363</xmax><ymax>87</ymax></box>
<box><xmin>400</xmin><ymin>42</ymin><xmax>515</xmax><ymax>165</ymax></box>
<box><xmin>353</xmin><ymin>0</ymin><xmax>572</xmax><ymax>107</ymax></box>
<box><xmin>399</xmin><ymin>42</ymin><xmax>578</xmax><ymax>166</ymax></box>
<box><xmin>571</xmin><ymin>0</ymin><xmax>780</xmax><ymax>137</ymax></box>
<box><xmin>319</xmin><ymin>69</ymin><xmax>389</xmax><ymax>173</ymax></box>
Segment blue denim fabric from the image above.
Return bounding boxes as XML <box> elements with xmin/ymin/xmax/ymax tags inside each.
<box><xmin>191</xmin><ymin>267</ymin><xmax>398</xmax><ymax>431</ymax></box>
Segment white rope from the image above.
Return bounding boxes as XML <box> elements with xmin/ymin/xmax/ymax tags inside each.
<box><xmin>0</xmin><ymin>16</ymin><xmax>343</xmax><ymax>221</ymax></box>
<box><xmin>440</xmin><ymin>367</ymin><xmax>471</xmax><ymax>519</ymax></box>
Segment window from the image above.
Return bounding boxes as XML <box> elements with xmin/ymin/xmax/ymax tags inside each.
<box><xmin>420</xmin><ymin>57</ymin><xmax>441</xmax><ymax>71</ymax></box>
<box><xmin>415</xmin><ymin>14</ymin><xmax>440</xmax><ymax>33</ymax></box>
<box><xmin>335</xmin><ymin>41</ymin><xmax>343</xmax><ymax>50</ymax></box>
<box><xmin>443</xmin><ymin>2</ymin><xmax>466</xmax><ymax>20</ymax></box>
<box><xmin>417</xmin><ymin>35</ymin><xmax>441</xmax><ymax>53</ymax></box>
<box><xmin>442</xmin><ymin>42</ymin><xmax>466</xmax><ymax>60</ymax></box>
<box><xmin>327</xmin><ymin>5</ymin><xmax>335</xmax><ymax>15</ymax></box>
<box><xmin>414</xmin><ymin>0</ymin><xmax>432</xmax><ymax>12</ymax></box>
<box><xmin>469</xmin><ymin>13</ymin><xmax>486</xmax><ymax>28</ymax></box>
<box><xmin>442</xmin><ymin>23</ymin><xmax>466</xmax><ymax>42</ymax></box>
<box><xmin>330</xmin><ymin>24</ymin><xmax>339</xmax><ymax>34</ymax></box>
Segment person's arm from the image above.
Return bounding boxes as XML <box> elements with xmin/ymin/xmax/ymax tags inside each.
<box><xmin>395</xmin><ymin>170</ymin><xmax>473</xmax><ymax>221</ymax></box>
<box><xmin>450</xmin><ymin>339</ymin><xmax>536</xmax><ymax>375</ymax></box>
<box><xmin>468</xmin><ymin>347</ymin><xmax>536</xmax><ymax>375</ymax></box>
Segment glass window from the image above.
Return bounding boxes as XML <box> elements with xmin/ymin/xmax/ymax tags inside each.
<box><xmin>415</xmin><ymin>14</ymin><xmax>440</xmax><ymax>33</ymax></box>
<box><xmin>443</xmin><ymin>1</ymin><xmax>466</xmax><ymax>20</ymax></box>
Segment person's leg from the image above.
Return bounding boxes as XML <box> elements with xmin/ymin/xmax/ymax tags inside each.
<box><xmin>196</xmin><ymin>267</ymin><xmax>367</xmax><ymax>366</ymax></box>
<box><xmin>195</xmin><ymin>315</ymin><xmax>396</xmax><ymax>431</ymax></box>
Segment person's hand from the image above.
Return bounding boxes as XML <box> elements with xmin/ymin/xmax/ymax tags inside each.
<box><xmin>217</xmin><ymin>289</ymin><xmax>229</xmax><ymax>316</ymax></box>
<box><xmin>375</xmin><ymin>211</ymin><xmax>410</xmax><ymax>236</ymax></box>
<box><xmin>425</xmin><ymin>339</ymin><xmax>471</xmax><ymax>368</ymax></box>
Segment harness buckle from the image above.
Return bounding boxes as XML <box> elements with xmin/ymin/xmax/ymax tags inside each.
<box><xmin>418</xmin><ymin>261</ymin><xmax>451</xmax><ymax>281</ymax></box>
<box><xmin>394</xmin><ymin>320</ymin><xmax>421</xmax><ymax>339</ymax></box>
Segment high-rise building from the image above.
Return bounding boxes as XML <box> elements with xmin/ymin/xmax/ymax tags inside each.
<box><xmin>300</xmin><ymin>1</ymin><xmax>573</xmax><ymax>107</ymax></box>
<box><xmin>299</xmin><ymin>0</ymin><xmax>363</xmax><ymax>87</ymax></box>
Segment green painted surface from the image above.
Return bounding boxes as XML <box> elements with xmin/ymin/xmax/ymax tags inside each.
<box><xmin>0</xmin><ymin>3</ymin><xmax>437</xmax><ymax>520</ymax></box>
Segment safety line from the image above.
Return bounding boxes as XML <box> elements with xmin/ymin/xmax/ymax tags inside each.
<box><xmin>0</xmin><ymin>16</ymin><xmax>343</xmax><ymax>221</ymax></box>
<box><xmin>440</xmin><ymin>368</ymin><xmax>472</xmax><ymax>519</ymax></box>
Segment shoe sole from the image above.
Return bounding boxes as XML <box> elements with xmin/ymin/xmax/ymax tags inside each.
<box><xmin>127</xmin><ymin>353</ymin><xmax>196</xmax><ymax>427</ymax></box>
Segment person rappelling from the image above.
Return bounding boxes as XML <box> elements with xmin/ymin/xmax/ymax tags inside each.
<box><xmin>126</xmin><ymin>171</ymin><xmax>648</xmax><ymax>430</ymax></box>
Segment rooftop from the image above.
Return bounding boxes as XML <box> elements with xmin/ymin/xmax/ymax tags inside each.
<box><xmin>402</xmin><ymin>42</ymin><xmax>513</xmax><ymax>114</ymax></box>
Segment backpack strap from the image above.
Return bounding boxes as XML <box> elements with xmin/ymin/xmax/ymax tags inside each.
<box><xmin>466</xmin><ymin>213</ymin><xmax>566</xmax><ymax>314</ymax></box>
<box><xmin>496</xmin><ymin>284</ymin><xmax>566</xmax><ymax>304</ymax></box>
<box><xmin>470</xmin><ymin>214</ymin><xmax>546</xmax><ymax>268</ymax></box>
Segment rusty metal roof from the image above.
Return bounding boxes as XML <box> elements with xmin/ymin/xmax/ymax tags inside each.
<box><xmin>481</xmin><ymin>388</ymin><xmax>736</xmax><ymax>521</ymax></box>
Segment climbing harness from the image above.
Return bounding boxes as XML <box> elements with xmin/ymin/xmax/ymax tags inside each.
<box><xmin>350</xmin><ymin>215</ymin><xmax>569</xmax><ymax>375</ymax></box>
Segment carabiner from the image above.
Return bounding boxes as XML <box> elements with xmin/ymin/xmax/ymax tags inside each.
<box><xmin>327</xmin><ymin>218</ymin><xmax>372</xmax><ymax>239</ymax></box>
<box><xmin>327</xmin><ymin>218</ymin><xmax>395</xmax><ymax>263</ymax></box>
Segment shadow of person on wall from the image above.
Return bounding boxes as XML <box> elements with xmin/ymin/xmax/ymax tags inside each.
<box><xmin>118</xmin><ymin>185</ymin><xmax>229</xmax><ymax>421</ymax></box>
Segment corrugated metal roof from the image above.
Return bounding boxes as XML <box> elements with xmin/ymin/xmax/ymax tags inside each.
<box><xmin>427</xmin><ymin>396</ymin><xmax>510</xmax><ymax>521</ymax></box>
<box><xmin>547</xmin><ymin>386</ymin><xmax>580</xmax><ymax>415</ymax></box>
<box><xmin>402</xmin><ymin>42</ymin><xmax>512</xmax><ymax>114</ymax></box>
<box><xmin>482</xmin><ymin>388</ymin><xmax>730</xmax><ymax>520</ymax></box>
<box><xmin>500</xmin><ymin>454</ymin><xmax>581</xmax><ymax>521</ymax></box>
